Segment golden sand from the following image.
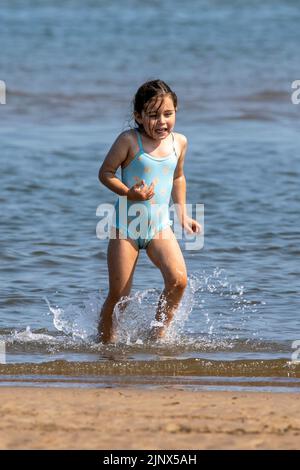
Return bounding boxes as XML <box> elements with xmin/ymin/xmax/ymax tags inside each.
<box><xmin>0</xmin><ymin>387</ymin><xmax>299</xmax><ymax>449</ymax></box>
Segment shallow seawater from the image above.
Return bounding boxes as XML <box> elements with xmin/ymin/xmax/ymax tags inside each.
<box><xmin>1</xmin><ymin>269</ymin><xmax>299</xmax><ymax>391</ymax></box>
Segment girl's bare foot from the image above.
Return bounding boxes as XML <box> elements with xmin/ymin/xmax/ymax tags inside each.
<box><xmin>147</xmin><ymin>321</ymin><xmax>166</xmax><ymax>341</ymax></box>
<box><xmin>96</xmin><ymin>325</ymin><xmax>117</xmax><ymax>344</ymax></box>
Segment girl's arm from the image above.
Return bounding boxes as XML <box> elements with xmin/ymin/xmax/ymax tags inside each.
<box><xmin>99</xmin><ymin>131</ymin><xmax>154</xmax><ymax>201</ymax></box>
<box><xmin>171</xmin><ymin>134</ymin><xmax>188</xmax><ymax>223</ymax></box>
<box><xmin>171</xmin><ymin>135</ymin><xmax>201</xmax><ymax>234</ymax></box>
<box><xmin>98</xmin><ymin>132</ymin><xmax>131</xmax><ymax>196</ymax></box>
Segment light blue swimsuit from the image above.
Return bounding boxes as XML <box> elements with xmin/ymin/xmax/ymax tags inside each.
<box><xmin>112</xmin><ymin>129</ymin><xmax>178</xmax><ymax>249</ymax></box>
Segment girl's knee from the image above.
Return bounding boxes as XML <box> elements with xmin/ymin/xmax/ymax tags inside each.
<box><xmin>176</xmin><ymin>276</ymin><xmax>188</xmax><ymax>291</ymax></box>
<box><xmin>166</xmin><ymin>274</ymin><xmax>188</xmax><ymax>291</ymax></box>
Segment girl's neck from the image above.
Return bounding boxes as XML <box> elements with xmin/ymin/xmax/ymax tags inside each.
<box><xmin>139</xmin><ymin>128</ymin><xmax>171</xmax><ymax>144</ymax></box>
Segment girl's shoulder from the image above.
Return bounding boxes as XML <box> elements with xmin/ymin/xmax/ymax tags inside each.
<box><xmin>173</xmin><ymin>132</ymin><xmax>187</xmax><ymax>145</ymax></box>
<box><xmin>117</xmin><ymin>129</ymin><xmax>141</xmax><ymax>169</ymax></box>
<box><xmin>117</xmin><ymin>129</ymin><xmax>139</xmax><ymax>150</ymax></box>
<box><xmin>115</xmin><ymin>129</ymin><xmax>135</xmax><ymax>144</ymax></box>
<box><xmin>172</xmin><ymin>132</ymin><xmax>188</xmax><ymax>158</ymax></box>
<box><xmin>114</xmin><ymin>129</ymin><xmax>137</xmax><ymax>156</ymax></box>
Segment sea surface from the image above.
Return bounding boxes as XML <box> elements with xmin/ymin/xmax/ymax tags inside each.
<box><xmin>0</xmin><ymin>0</ymin><xmax>299</xmax><ymax>392</ymax></box>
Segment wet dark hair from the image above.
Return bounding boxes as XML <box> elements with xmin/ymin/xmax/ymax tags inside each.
<box><xmin>132</xmin><ymin>79</ymin><xmax>177</xmax><ymax>130</ymax></box>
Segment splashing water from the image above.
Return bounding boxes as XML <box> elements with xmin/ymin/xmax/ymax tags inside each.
<box><xmin>0</xmin><ymin>268</ymin><xmax>279</xmax><ymax>368</ymax></box>
<box><xmin>41</xmin><ymin>267</ymin><xmax>262</xmax><ymax>348</ymax></box>
<box><xmin>0</xmin><ymin>268</ymin><xmax>264</xmax><ymax>355</ymax></box>
<box><xmin>44</xmin><ymin>295</ymin><xmax>101</xmax><ymax>341</ymax></box>
<box><xmin>11</xmin><ymin>326</ymin><xmax>57</xmax><ymax>344</ymax></box>
<box><xmin>113</xmin><ymin>281</ymin><xmax>196</xmax><ymax>345</ymax></box>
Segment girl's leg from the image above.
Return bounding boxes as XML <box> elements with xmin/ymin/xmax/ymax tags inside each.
<box><xmin>98</xmin><ymin>231</ymin><xmax>139</xmax><ymax>343</ymax></box>
<box><xmin>146</xmin><ymin>226</ymin><xmax>188</xmax><ymax>339</ymax></box>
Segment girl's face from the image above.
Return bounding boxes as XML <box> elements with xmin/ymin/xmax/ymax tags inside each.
<box><xmin>135</xmin><ymin>95</ymin><xmax>177</xmax><ymax>140</ymax></box>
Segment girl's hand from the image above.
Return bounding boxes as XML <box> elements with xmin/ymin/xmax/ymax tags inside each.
<box><xmin>182</xmin><ymin>216</ymin><xmax>202</xmax><ymax>235</ymax></box>
<box><xmin>127</xmin><ymin>180</ymin><xmax>155</xmax><ymax>201</ymax></box>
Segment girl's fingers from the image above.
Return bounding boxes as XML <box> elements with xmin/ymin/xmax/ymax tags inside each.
<box><xmin>184</xmin><ymin>224</ymin><xmax>194</xmax><ymax>235</ymax></box>
<box><xmin>195</xmin><ymin>222</ymin><xmax>202</xmax><ymax>233</ymax></box>
<box><xmin>146</xmin><ymin>190</ymin><xmax>155</xmax><ymax>198</ymax></box>
<box><xmin>132</xmin><ymin>181</ymin><xmax>155</xmax><ymax>200</ymax></box>
<box><xmin>135</xmin><ymin>183</ymin><xmax>148</xmax><ymax>194</ymax></box>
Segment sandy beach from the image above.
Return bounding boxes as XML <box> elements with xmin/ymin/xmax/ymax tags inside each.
<box><xmin>0</xmin><ymin>387</ymin><xmax>299</xmax><ymax>450</ymax></box>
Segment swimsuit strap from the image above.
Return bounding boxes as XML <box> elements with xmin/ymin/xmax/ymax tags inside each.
<box><xmin>135</xmin><ymin>129</ymin><xmax>144</xmax><ymax>153</ymax></box>
<box><xmin>171</xmin><ymin>132</ymin><xmax>178</xmax><ymax>158</ymax></box>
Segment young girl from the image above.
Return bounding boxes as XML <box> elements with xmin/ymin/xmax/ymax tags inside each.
<box><xmin>98</xmin><ymin>79</ymin><xmax>201</xmax><ymax>343</ymax></box>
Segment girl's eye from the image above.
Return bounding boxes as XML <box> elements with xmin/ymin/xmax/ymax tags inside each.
<box><xmin>149</xmin><ymin>113</ymin><xmax>173</xmax><ymax>118</ymax></box>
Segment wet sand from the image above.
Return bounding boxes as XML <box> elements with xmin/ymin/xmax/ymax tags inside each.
<box><xmin>0</xmin><ymin>387</ymin><xmax>299</xmax><ymax>449</ymax></box>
